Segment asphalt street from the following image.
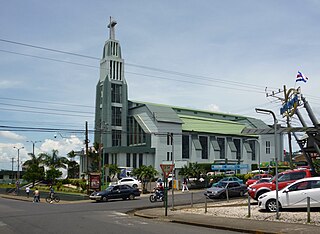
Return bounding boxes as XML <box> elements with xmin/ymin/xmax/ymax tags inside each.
<box><xmin>0</xmin><ymin>191</ymin><xmax>244</xmax><ymax>234</ymax></box>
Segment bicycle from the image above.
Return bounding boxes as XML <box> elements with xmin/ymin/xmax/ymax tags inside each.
<box><xmin>45</xmin><ymin>194</ymin><xmax>60</xmax><ymax>203</ymax></box>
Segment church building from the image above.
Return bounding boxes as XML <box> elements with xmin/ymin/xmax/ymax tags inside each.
<box><xmin>93</xmin><ymin>19</ymin><xmax>284</xmax><ymax>176</ymax></box>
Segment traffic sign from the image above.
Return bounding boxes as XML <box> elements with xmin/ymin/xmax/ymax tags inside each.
<box><xmin>160</xmin><ymin>164</ymin><xmax>174</xmax><ymax>178</ymax></box>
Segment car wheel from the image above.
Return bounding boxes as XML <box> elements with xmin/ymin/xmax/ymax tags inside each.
<box><xmin>239</xmin><ymin>191</ymin><xmax>244</xmax><ymax>197</ymax></box>
<box><xmin>266</xmin><ymin>199</ymin><xmax>280</xmax><ymax>212</ymax></box>
<box><xmin>128</xmin><ymin>194</ymin><xmax>135</xmax><ymax>200</ymax></box>
<box><xmin>102</xmin><ymin>196</ymin><xmax>108</xmax><ymax>202</ymax></box>
<box><xmin>219</xmin><ymin>193</ymin><xmax>226</xmax><ymax>199</ymax></box>
<box><xmin>132</xmin><ymin>184</ymin><xmax>138</xmax><ymax>188</ymax></box>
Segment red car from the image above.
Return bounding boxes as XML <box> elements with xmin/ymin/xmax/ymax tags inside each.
<box><xmin>246</xmin><ymin>174</ymin><xmax>272</xmax><ymax>186</ymax></box>
<box><xmin>248</xmin><ymin>169</ymin><xmax>312</xmax><ymax>200</ymax></box>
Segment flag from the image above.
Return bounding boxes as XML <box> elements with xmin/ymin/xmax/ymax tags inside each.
<box><xmin>296</xmin><ymin>71</ymin><xmax>308</xmax><ymax>83</ymax></box>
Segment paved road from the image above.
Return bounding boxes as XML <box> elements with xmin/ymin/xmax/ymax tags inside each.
<box><xmin>0</xmin><ymin>192</ymin><xmax>244</xmax><ymax>234</ymax></box>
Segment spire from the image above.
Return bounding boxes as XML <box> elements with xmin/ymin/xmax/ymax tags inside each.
<box><xmin>108</xmin><ymin>16</ymin><xmax>117</xmax><ymax>40</ymax></box>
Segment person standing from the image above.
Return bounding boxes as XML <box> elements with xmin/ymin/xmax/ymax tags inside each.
<box><xmin>25</xmin><ymin>186</ymin><xmax>30</xmax><ymax>198</ymax></box>
<box><xmin>33</xmin><ymin>188</ymin><xmax>40</xmax><ymax>203</ymax></box>
<box><xmin>182</xmin><ymin>178</ymin><xmax>189</xmax><ymax>192</ymax></box>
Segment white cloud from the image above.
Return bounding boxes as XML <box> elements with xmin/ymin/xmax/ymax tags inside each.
<box><xmin>207</xmin><ymin>104</ymin><xmax>220</xmax><ymax>112</ymax></box>
<box><xmin>0</xmin><ymin>131</ymin><xmax>26</xmax><ymax>141</ymax></box>
<box><xmin>40</xmin><ymin>135</ymin><xmax>83</xmax><ymax>157</ymax></box>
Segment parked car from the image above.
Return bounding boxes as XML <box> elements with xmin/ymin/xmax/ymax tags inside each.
<box><xmin>89</xmin><ymin>185</ymin><xmax>141</xmax><ymax>202</ymax></box>
<box><xmin>246</xmin><ymin>174</ymin><xmax>273</xmax><ymax>186</ymax></box>
<box><xmin>258</xmin><ymin>177</ymin><xmax>320</xmax><ymax>212</ymax></box>
<box><xmin>248</xmin><ymin>169</ymin><xmax>312</xmax><ymax>200</ymax></box>
<box><xmin>212</xmin><ymin>177</ymin><xmax>243</xmax><ymax>187</ymax></box>
<box><xmin>117</xmin><ymin>177</ymin><xmax>142</xmax><ymax>188</ymax></box>
<box><xmin>249</xmin><ymin>177</ymin><xmax>272</xmax><ymax>187</ymax></box>
<box><xmin>204</xmin><ymin>181</ymin><xmax>247</xmax><ymax>199</ymax></box>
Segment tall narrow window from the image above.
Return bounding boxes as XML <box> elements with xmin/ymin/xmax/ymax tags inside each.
<box><xmin>266</xmin><ymin>141</ymin><xmax>271</xmax><ymax>154</ymax></box>
<box><xmin>234</xmin><ymin>139</ymin><xmax>241</xmax><ymax>160</ymax></box>
<box><xmin>249</xmin><ymin>141</ymin><xmax>256</xmax><ymax>161</ymax></box>
<box><xmin>126</xmin><ymin>153</ymin><xmax>131</xmax><ymax>167</ymax></box>
<box><xmin>112</xmin><ymin>130</ymin><xmax>121</xmax><ymax>146</ymax></box>
<box><xmin>139</xmin><ymin>153</ymin><xmax>143</xmax><ymax>167</ymax></box>
<box><xmin>199</xmin><ymin>136</ymin><xmax>208</xmax><ymax>159</ymax></box>
<box><xmin>133</xmin><ymin>153</ymin><xmax>137</xmax><ymax>168</ymax></box>
<box><xmin>112</xmin><ymin>106</ymin><xmax>122</xmax><ymax>126</ymax></box>
<box><xmin>167</xmin><ymin>134</ymin><xmax>172</xmax><ymax>145</ymax></box>
<box><xmin>111</xmin><ymin>83</ymin><xmax>122</xmax><ymax>103</ymax></box>
<box><xmin>217</xmin><ymin>138</ymin><xmax>225</xmax><ymax>159</ymax></box>
<box><xmin>182</xmin><ymin>135</ymin><xmax>190</xmax><ymax>159</ymax></box>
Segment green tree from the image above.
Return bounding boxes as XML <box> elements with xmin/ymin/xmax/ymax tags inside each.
<box><xmin>67</xmin><ymin>150</ymin><xmax>79</xmax><ymax>178</ymax></box>
<box><xmin>108</xmin><ymin>164</ymin><xmax>120</xmax><ymax>179</ymax></box>
<box><xmin>132</xmin><ymin>165</ymin><xmax>158</xmax><ymax>193</ymax></box>
<box><xmin>179</xmin><ymin>162</ymin><xmax>206</xmax><ymax>180</ymax></box>
<box><xmin>40</xmin><ymin>149</ymin><xmax>68</xmax><ymax>184</ymax></box>
<box><xmin>23</xmin><ymin>154</ymin><xmax>45</xmax><ymax>187</ymax></box>
<box><xmin>45</xmin><ymin>167</ymin><xmax>62</xmax><ymax>184</ymax></box>
<box><xmin>40</xmin><ymin>149</ymin><xmax>68</xmax><ymax>169</ymax></box>
<box><xmin>88</xmin><ymin>143</ymin><xmax>99</xmax><ymax>172</ymax></box>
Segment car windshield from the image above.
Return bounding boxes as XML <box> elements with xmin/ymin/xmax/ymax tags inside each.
<box><xmin>105</xmin><ymin>186</ymin><xmax>114</xmax><ymax>191</ymax></box>
<box><xmin>252</xmin><ymin>175</ymin><xmax>261</xmax><ymax>180</ymax></box>
<box><xmin>216</xmin><ymin>182</ymin><xmax>228</xmax><ymax>188</ymax></box>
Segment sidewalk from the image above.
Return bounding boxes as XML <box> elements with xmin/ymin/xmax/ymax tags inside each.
<box><xmin>134</xmin><ymin>206</ymin><xmax>320</xmax><ymax>234</ymax></box>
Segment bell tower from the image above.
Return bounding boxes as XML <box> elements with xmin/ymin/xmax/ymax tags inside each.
<box><xmin>95</xmin><ymin>17</ymin><xmax>128</xmax><ymax>152</ymax></box>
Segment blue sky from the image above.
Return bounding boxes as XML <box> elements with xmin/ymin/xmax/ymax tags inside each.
<box><xmin>0</xmin><ymin>1</ymin><xmax>319</xmax><ymax>170</ymax></box>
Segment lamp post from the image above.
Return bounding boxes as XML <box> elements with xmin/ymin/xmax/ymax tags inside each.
<box><xmin>169</xmin><ymin>133</ymin><xmax>175</xmax><ymax>211</ymax></box>
<box><xmin>26</xmin><ymin>140</ymin><xmax>41</xmax><ymax>156</ymax></box>
<box><xmin>255</xmin><ymin>108</ymin><xmax>279</xmax><ymax>219</ymax></box>
<box><xmin>13</xmin><ymin>146</ymin><xmax>24</xmax><ymax>182</ymax></box>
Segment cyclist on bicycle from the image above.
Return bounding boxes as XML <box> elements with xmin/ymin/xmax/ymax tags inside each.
<box><xmin>49</xmin><ymin>186</ymin><xmax>55</xmax><ymax>199</ymax></box>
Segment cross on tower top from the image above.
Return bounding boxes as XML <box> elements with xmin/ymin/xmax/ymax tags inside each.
<box><xmin>108</xmin><ymin>16</ymin><xmax>117</xmax><ymax>40</ymax></box>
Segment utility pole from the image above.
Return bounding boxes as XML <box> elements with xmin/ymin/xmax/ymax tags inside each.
<box><xmin>26</xmin><ymin>140</ymin><xmax>42</xmax><ymax>156</ymax></box>
<box><xmin>85</xmin><ymin>121</ymin><xmax>90</xmax><ymax>194</ymax></box>
<box><xmin>283</xmin><ymin>85</ymin><xmax>294</xmax><ymax>169</ymax></box>
<box><xmin>85</xmin><ymin>121</ymin><xmax>89</xmax><ymax>174</ymax></box>
<box><xmin>11</xmin><ymin>158</ymin><xmax>14</xmax><ymax>184</ymax></box>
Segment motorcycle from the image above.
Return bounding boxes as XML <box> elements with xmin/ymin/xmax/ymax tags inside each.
<box><xmin>149</xmin><ymin>189</ymin><xmax>164</xmax><ymax>202</ymax></box>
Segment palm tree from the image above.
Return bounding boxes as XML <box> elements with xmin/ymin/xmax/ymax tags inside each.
<box><xmin>132</xmin><ymin>165</ymin><xmax>158</xmax><ymax>193</ymax></box>
<box><xmin>67</xmin><ymin>150</ymin><xmax>79</xmax><ymax>178</ymax></box>
<box><xmin>23</xmin><ymin>153</ymin><xmax>45</xmax><ymax>187</ymax></box>
<box><xmin>40</xmin><ymin>149</ymin><xmax>68</xmax><ymax>169</ymax></box>
<box><xmin>40</xmin><ymin>149</ymin><xmax>68</xmax><ymax>184</ymax></box>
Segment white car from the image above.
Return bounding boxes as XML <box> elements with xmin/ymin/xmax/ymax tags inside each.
<box><xmin>258</xmin><ymin>177</ymin><xmax>320</xmax><ymax>212</ymax></box>
<box><xmin>117</xmin><ymin>177</ymin><xmax>142</xmax><ymax>189</ymax></box>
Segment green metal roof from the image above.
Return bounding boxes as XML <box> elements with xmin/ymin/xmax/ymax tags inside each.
<box><xmin>179</xmin><ymin>114</ymin><xmax>246</xmax><ymax>136</ymax></box>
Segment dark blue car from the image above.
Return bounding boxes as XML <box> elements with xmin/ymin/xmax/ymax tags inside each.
<box><xmin>89</xmin><ymin>185</ymin><xmax>141</xmax><ymax>202</ymax></box>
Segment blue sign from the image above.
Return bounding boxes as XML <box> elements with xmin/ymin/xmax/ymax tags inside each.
<box><xmin>211</xmin><ymin>164</ymin><xmax>249</xmax><ymax>171</ymax></box>
<box><xmin>280</xmin><ymin>94</ymin><xmax>298</xmax><ymax>115</ymax></box>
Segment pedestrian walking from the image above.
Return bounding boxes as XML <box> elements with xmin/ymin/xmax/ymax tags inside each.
<box><xmin>33</xmin><ymin>188</ymin><xmax>40</xmax><ymax>203</ymax></box>
<box><xmin>25</xmin><ymin>186</ymin><xmax>30</xmax><ymax>198</ymax></box>
<box><xmin>182</xmin><ymin>178</ymin><xmax>189</xmax><ymax>192</ymax></box>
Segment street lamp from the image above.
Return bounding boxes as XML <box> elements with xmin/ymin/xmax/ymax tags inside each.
<box><xmin>13</xmin><ymin>146</ymin><xmax>24</xmax><ymax>181</ymax></box>
<box><xmin>255</xmin><ymin>108</ymin><xmax>279</xmax><ymax>219</ymax></box>
<box><xmin>26</xmin><ymin>140</ymin><xmax>41</xmax><ymax>156</ymax></box>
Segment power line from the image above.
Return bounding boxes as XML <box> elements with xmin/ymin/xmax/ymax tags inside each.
<box><xmin>0</xmin><ymin>38</ymin><xmax>283</xmax><ymax>94</ymax></box>
<box><xmin>0</xmin><ymin>102</ymin><xmax>94</xmax><ymax>114</ymax></box>
<box><xmin>0</xmin><ymin>107</ymin><xmax>93</xmax><ymax>118</ymax></box>
<box><xmin>0</xmin><ymin>96</ymin><xmax>93</xmax><ymax>108</ymax></box>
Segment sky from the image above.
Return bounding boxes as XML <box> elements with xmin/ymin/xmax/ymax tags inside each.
<box><xmin>0</xmin><ymin>0</ymin><xmax>319</xmax><ymax>170</ymax></box>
